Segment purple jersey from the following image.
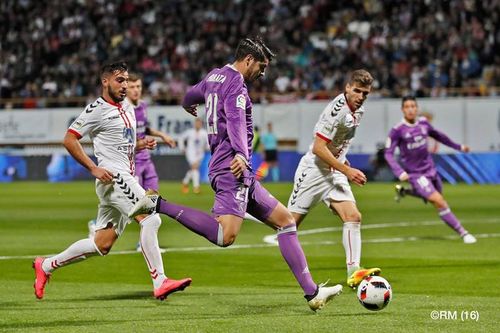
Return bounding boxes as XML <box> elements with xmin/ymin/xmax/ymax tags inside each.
<box><xmin>183</xmin><ymin>64</ymin><xmax>253</xmax><ymax>181</ymax></box>
<box><xmin>133</xmin><ymin>100</ymin><xmax>151</xmax><ymax>161</ymax></box>
<box><xmin>384</xmin><ymin>117</ymin><xmax>462</xmax><ymax>177</ymax></box>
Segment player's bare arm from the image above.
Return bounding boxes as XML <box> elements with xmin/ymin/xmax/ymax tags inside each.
<box><xmin>312</xmin><ymin>135</ymin><xmax>367</xmax><ymax>186</ymax></box>
<box><xmin>147</xmin><ymin>127</ymin><xmax>176</xmax><ymax>147</ymax></box>
<box><xmin>63</xmin><ymin>131</ymin><xmax>113</xmax><ymax>182</ymax></box>
<box><xmin>136</xmin><ymin>137</ymin><xmax>157</xmax><ymax>151</ymax></box>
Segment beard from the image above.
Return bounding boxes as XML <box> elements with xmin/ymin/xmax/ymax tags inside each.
<box><xmin>108</xmin><ymin>86</ymin><xmax>125</xmax><ymax>102</ymax></box>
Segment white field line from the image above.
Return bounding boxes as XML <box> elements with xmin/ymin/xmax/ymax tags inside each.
<box><xmin>0</xmin><ymin>219</ymin><xmax>498</xmax><ymax>260</ymax></box>
<box><xmin>263</xmin><ymin>218</ymin><xmax>500</xmax><ymax>245</ymax></box>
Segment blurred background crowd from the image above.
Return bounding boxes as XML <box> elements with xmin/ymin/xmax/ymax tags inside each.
<box><xmin>1</xmin><ymin>0</ymin><xmax>499</xmax><ymax>108</ymax></box>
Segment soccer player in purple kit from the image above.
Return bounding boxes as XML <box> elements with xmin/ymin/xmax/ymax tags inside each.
<box><xmin>384</xmin><ymin>96</ymin><xmax>477</xmax><ymax>244</ymax></box>
<box><xmin>129</xmin><ymin>73</ymin><xmax>176</xmax><ymax>191</ymax></box>
<box><xmin>130</xmin><ymin>37</ymin><xmax>343</xmax><ymax>312</ymax></box>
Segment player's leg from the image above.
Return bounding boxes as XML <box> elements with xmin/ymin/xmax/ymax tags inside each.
<box><xmin>413</xmin><ymin>174</ymin><xmax>475</xmax><ymax>243</ymax></box>
<box><xmin>191</xmin><ymin>160</ymin><xmax>201</xmax><ymax>194</ymax></box>
<box><xmin>182</xmin><ymin>170</ymin><xmax>192</xmax><ymax>193</ymax></box>
<box><xmin>129</xmin><ymin>172</ymin><xmax>247</xmax><ymax>247</ymax></box>
<box><xmin>135</xmin><ymin>213</ymin><xmax>192</xmax><ymax>299</ymax></box>
<box><xmin>114</xmin><ymin>172</ymin><xmax>192</xmax><ymax>298</ymax></box>
<box><xmin>135</xmin><ymin>162</ymin><xmax>159</xmax><ymax>252</ymax></box>
<box><xmin>329</xmin><ymin>200</ymin><xmax>380</xmax><ymax>287</ymax></box>
<box><xmin>249</xmin><ymin>180</ymin><xmax>342</xmax><ymax>311</ymax></box>
<box><xmin>33</xmin><ymin>207</ymin><xmax>117</xmax><ymax>299</ymax></box>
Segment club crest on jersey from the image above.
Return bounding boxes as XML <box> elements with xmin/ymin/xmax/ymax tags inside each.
<box><xmin>123</xmin><ymin>127</ymin><xmax>135</xmax><ymax>144</ymax></box>
<box><xmin>236</xmin><ymin>94</ymin><xmax>246</xmax><ymax>109</ymax></box>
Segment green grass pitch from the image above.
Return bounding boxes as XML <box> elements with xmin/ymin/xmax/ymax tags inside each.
<box><xmin>0</xmin><ymin>181</ymin><xmax>498</xmax><ymax>332</ymax></box>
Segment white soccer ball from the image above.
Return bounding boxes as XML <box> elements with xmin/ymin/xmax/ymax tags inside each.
<box><xmin>357</xmin><ymin>276</ymin><xmax>392</xmax><ymax>311</ymax></box>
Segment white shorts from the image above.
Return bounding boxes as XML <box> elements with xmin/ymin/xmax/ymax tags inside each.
<box><xmin>94</xmin><ymin>172</ymin><xmax>145</xmax><ymax>236</ymax></box>
<box><xmin>186</xmin><ymin>152</ymin><xmax>203</xmax><ymax>166</ymax></box>
<box><xmin>287</xmin><ymin>163</ymin><xmax>355</xmax><ymax>215</ymax></box>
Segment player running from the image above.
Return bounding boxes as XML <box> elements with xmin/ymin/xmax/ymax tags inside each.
<box><xmin>88</xmin><ymin>72</ymin><xmax>176</xmax><ymax>252</ymax></box>
<box><xmin>180</xmin><ymin>118</ymin><xmax>209</xmax><ymax>194</ymax></box>
<box><xmin>33</xmin><ymin>62</ymin><xmax>191</xmax><ymax>300</ymax></box>
<box><xmin>287</xmin><ymin>69</ymin><xmax>381</xmax><ymax>289</ymax></box>
<box><xmin>384</xmin><ymin>96</ymin><xmax>477</xmax><ymax>244</ymax></box>
<box><xmin>129</xmin><ymin>37</ymin><xmax>343</xmax><ymax>312</ymax></box>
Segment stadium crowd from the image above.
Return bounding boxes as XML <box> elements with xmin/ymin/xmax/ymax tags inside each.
<box><xmin>1</xmin><ymin>0</ymin><xmax>499</xmax><ymax>107</ymax></box>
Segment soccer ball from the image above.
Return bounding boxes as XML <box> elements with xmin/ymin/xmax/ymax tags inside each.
<box><xmin>357</xmin><ymin>276</ymin><xmax>392</xmax><ymax>311</ymax></box>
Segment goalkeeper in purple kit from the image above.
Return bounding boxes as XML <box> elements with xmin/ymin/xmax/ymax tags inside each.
<box><xmin>384</xmin><ymin>96</ymin><xmax>476</xmax><ymax>244</ymax></box>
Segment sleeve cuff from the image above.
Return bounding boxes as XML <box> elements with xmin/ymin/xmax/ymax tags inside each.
<box><xmin>67</xmin><ymin>129</ymin><xmax>82</xmax><ymax>139</ymax></box>
<box><xmin>316</xmin><ymin>132</ymin><xmax>331</xmax><ymax>143</ymax></box>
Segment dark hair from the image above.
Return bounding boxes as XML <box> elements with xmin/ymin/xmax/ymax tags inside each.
<box><xmin>235</xmin><ymin>37</ymin><xmax>276</xmax><ymax>62</ymax></box>
<box><xmin>128</xmin><ymin>72</ymin><xmax>142</xmax><ymax>82</ymax></box>
<box><xmin>401</xmin><ymin>95</ymin><xmax>417</xmax><ymax>107</ymax></box>
<box><xmin>348</xmin><ymin>69</ymin><xmax>374</xmax><ymax>87</ymax></box>
<box><xmin>100</xmin><ymin>61</ymin><xmax>128</xmax><ymax>78</ymax></box>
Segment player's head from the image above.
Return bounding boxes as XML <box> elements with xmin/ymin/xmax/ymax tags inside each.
<box><xmin>234</xmin><ymin>37</ymin><xmax>275</xmax><ymax>83</ymax></box>
<box><xmin>127</xmin><ymin>72</ymin><xmax>143</xmax><ymax>105</ymax></box>
<box><xmin>401</xmin><ymin>96</ymin><xmax>418</xmax><ymax>123</ymax></box>
<box><xmin>345</xmin><ymin>69</ymin><xmax>373</xmax><ymax>110</ymax></box>
<box><xmin>100</xmin><ymin>61</ymin><xmax>128</xmax><ymax>103</ymax></box>
<box><xmin>194</xmin><ymin>118</ymin><xmax>203</xmax><ymax>130</ymax></box>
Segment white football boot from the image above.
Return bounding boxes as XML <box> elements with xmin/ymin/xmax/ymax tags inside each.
<box><xmin>307</xmin><ymin>282</ymin><xmax>343</xmax><ymax>312</ymax></box>
<box><xmin>462</xmin><ymin>233</ymin><xmax>477</xmax><ymax>244</ymax></box>
<box><xmin>128</xmin><ymin>190</ymin><xmax>160</xmax><ymax>218</ymax></box>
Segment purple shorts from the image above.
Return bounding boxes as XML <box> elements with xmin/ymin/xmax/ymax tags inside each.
<box><xmin>409</xmin><ymin>173</ymin><xmax>442</xmax><ymax>199</ymax></box>
<box><xmin>135</xmin><ymin>159</ymin><xmax>159</xmax><ymax>191</ymax></box>
<box><xmin>210</xmin><ymin>172</ymin><xmax>279</xmax><ymax>220</ymax></box>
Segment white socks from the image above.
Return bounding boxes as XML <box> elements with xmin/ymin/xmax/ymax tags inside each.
<box><xmin>183</xmin><ymin>170</ymin><xmax>192</xmax><ymax>185</ymax></box>
<box><xmin>140</xmin><ymin>214</ymin><xmax>166</xmax><ymax>288</ymax></box>
<box><xmin>42</xmin><ymin>238</ymin><xmax>100</xmax><ymax>273</ymax></box>
<box><xmin>192</xmin><ymin>169</ymin><xmax>200</xmax><ymax>188</ymax></box>
<box><xmin>343</xmin><ymin>222</ymin><xmax>361</xmax><ymax>277</ymax></box>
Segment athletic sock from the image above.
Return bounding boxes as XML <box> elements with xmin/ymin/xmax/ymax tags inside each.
<box><xmin>139</xmin><ymin>214</ymin><xmax>166</xmax><ymax>289</ymax></box>
<box><xmin>182</xmin><ymin>170</ymin><xmax>192</xmax><ymax>185</ymax></box>
<box><xmin>157</xmin><ymin>199</ymin><xmax>224</xmax><ymax>246</ymax></box>
<box><xmin>343</xmin><ymin>222</ymin><xmax>361</xmax><ymax>277</ymax></box>
<box><xmin>439</xmin><ymin>207</ymin><xmax>467</xmax><ymax>236</ymax></box>
<box><xmin>42</xmin><ymin>238</ymin><xmax>100</xmax><ymax>273</ymax></box>
<box><xmin>276</xmin><ymin>224</ymin><xmax>317</xmax><ymax>296</ymax></box>
<box><xmin>192</xmin><ymin>169</ymin><xmax>200</xmax><ymax>189</ymax></box>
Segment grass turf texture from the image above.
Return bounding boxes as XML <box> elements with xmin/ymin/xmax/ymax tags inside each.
<box><xmin>0</xmin><ymin>182</ymin><xmax>498</xmax><ymax>332</ymax></box>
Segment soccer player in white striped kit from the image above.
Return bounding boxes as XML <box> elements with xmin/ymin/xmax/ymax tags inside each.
<box><xmin>287</xmin><ymin>70</ymin><xmax>380</xmax><ymax>288</ymax></box>
<box><xmin>33</xmin><ymin>62</ymin><xmax>191</xmax><ymax>300</ymax></box>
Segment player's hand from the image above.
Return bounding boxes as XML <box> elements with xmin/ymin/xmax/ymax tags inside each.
<box><xmin>230</xmin><ymin>155</ymin><xmax>247</xmax><ymax>179</ymax></box>
<box><xmin>346</xmin><ymin>167</ymin><xmax>367</xmax><ymax>186</ymax></box>
<box><xmin>163</xmin><ymin>135</ymin><xmax>177</xmax><ymax>148</ymax></box>
<box><xmin>144</xmin><ymin>137</ymin><xmax>157</xmax><ymax>150</ymax></box>
<box><xmin>91</xmin><ymin>166</ymin><xmax>114</xmax><ymax>183</ymax></box>
<box><xmin>183</xmin><ymin>104</ymin><xmax>198</xmax><ymax>117</ymax></box>
<box><xmin>398</xmin><ymin>172</ymin><xmax>409</xmax><ymax>182</ymax></box>
<box><xmin>461</xmin><ymin>145</ymin><xmax>470</xmax><ymax>153</ymax></box>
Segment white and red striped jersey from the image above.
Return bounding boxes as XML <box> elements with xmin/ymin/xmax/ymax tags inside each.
<box><xmin>302</xmin><ymin>93</ymin><xmax>365</xmax><ymax>170</ymax></box>
<box><xmin>68</xmin><ymin>97</ymin><xmax>137</xmax><ymax>175</ymax></box>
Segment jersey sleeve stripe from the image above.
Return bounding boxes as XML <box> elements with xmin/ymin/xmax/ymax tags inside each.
<box><xmin>316</xmin><ymin>132</ymin><xmax>331</xmax><ymax>143</ymax></box>
<box><xmin>67</xmin><ymin>129</ymin><xmax>82</xmax><ymax>139</ymax></box>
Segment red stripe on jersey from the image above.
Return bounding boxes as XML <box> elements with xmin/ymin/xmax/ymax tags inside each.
<box><xmin>316</xmin><ymin>132</ymin><xmax>332</xmax><ymax>143</ymax></box>
<box><xmin>67</xmin><ymin>129</ymin><xmax>82</xmax><ymax>139</ymax></box>
<box><xmin>102</xmin><ymin>96</ymin><xmax>121</xmax><ymax>107</ymax></box>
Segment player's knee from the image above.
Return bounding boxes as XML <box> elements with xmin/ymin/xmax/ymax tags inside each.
<box><xmin>96</xmin><ymin>242</ymin><xmax>113</xmax><ymax>255</ymax></box>
<box><xmin>342</xmin><ymin>211</ymin><xmax>362</xmax><ymax>222</ymax></box>
<box><xmin>222</xmin><ymin>232</ymin><xmax>237</xmax><ymax>247</ymax></box>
